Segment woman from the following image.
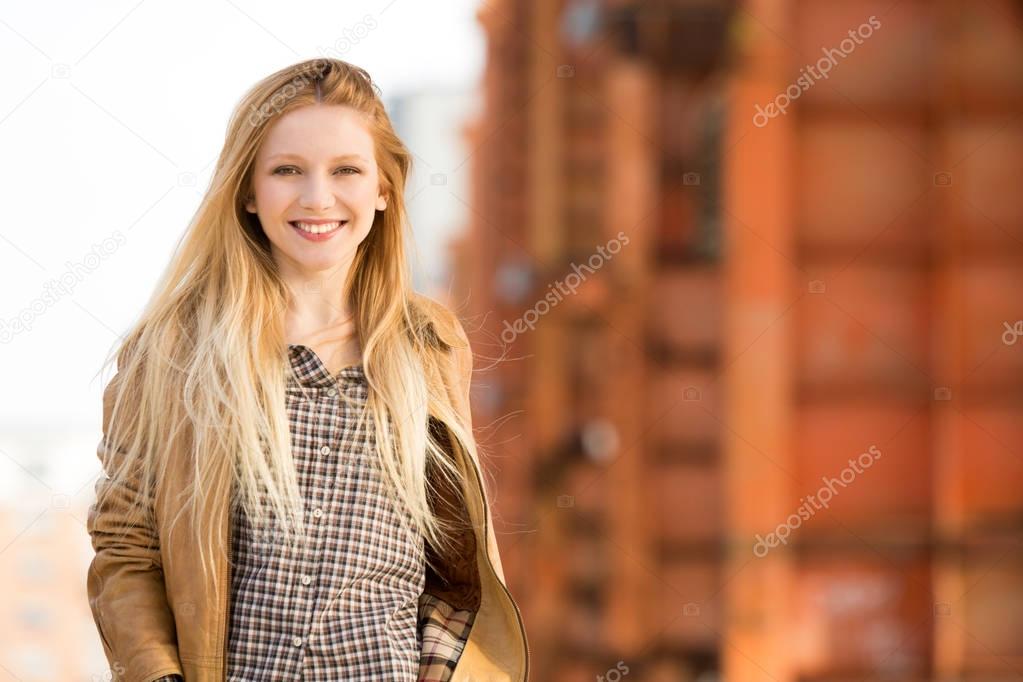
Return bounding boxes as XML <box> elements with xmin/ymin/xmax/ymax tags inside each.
<box><xmin>86</xmin><ymin>58</ymin><xmax>528</xmax><ymax>682</ymax></box>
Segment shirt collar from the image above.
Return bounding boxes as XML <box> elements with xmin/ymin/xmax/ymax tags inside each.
<box><xmin>287</xmin><ymin>343</ymin><xmax>365</xmax><ymax>389</ymax></box>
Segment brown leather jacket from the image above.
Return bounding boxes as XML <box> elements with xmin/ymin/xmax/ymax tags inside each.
<box><xmin>86</xmin><ymin>297</ymin><xmax>529</xmax><ymax>681</ymax></box>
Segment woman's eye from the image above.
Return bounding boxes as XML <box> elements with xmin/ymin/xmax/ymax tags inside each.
<box><xmin>271</xmin><ymin>166</ymin><xmax>358</xmax><ymax>176</ymax></box>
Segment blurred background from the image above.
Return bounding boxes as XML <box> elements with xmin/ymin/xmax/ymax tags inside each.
<box><xmin>2</xmin><ymin>0</ymin><xmax>1023</xmax><ymax>680</ymax></box>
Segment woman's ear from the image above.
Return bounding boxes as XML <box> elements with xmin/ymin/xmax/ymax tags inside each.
<box><xmin>244</xmin><ymin>194</ymin><xmax>256</xmax><ymax>213</ymax></box>
<box><xmin>376</xmin><ymin>194</ymin><xmax>387</xmax><ymax>211</ymax></box>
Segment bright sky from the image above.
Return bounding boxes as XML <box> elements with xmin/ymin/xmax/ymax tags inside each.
<box><xmin>0</xmin><ymin>0</ymin><xmax>485</xmax><ymax>430</ymax></box>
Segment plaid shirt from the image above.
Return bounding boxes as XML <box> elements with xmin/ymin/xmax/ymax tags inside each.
<box><xmin>154</xmin><ymin>344</ymin><xmax>474</xmax><ymax>681</ymax></box>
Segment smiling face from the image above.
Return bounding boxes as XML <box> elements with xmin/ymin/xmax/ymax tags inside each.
<box><xmin>244</xmin><ymin>104</ymin><xmax>388</xmax><ymax>278</ymax></box>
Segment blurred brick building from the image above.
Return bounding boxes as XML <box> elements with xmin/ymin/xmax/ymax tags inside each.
<box><xmin>451</xmin><ymin>0</ymin><xmax>1023</xmax><ymax>680</ymax></box>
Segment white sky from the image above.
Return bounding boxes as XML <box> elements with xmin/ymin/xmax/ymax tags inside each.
<box><xmin>0</xmin><ymin>0</ymin><xmax>485</xmax><ymax>432</ymax></box>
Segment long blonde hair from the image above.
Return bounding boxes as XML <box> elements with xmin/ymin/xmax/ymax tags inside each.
<box><xmin>94</xmin><ymin>58</ymin><xmax>475</xmax><ymax>595</ymax></box>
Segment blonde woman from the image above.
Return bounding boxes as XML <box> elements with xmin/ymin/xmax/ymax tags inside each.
<box><xmin>86</xmin><ymin>58</ymin><xmax>528</xmax><ymax>682</ymax></box>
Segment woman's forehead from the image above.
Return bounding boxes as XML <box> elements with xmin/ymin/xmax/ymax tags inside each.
<box><xmin>260</xmin><ymin>104</ymin><xmax>375</xmax><ymax>160</ymax></box>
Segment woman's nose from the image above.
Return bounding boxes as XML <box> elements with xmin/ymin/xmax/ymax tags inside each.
<box><xmin>299</xmin><ymin>176</ymin><xmax>335</xmax><ymax>210</ymax></box>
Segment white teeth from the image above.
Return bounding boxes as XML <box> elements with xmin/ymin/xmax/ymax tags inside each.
<box><xmin>292</xmin><ymin>221</ymin><xmax>343</xmax><ymax>234</ymax></box>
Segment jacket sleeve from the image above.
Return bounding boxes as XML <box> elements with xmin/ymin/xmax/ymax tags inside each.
<box><xmin>86</xmin><ymin>367</ymin><xmax>184</xmax><ymax>682</ymax></box>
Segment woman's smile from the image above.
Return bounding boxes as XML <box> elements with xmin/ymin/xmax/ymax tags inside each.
<box><xmin>289</xmin><ymin>219</ymin><xmax>348</xmax><ymax>241</ymax></box>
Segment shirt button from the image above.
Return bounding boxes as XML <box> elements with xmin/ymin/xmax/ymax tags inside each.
<box><xmin>312</xmin><ymin>508</ymin><xmax>323</xmax><ymax>519</ymax></box>
<box><xmin>326</xmin><ymin>387</ymin><xmax>337</xmax><ymax>396</ymax></box>
<box><xmin>320</xmin><ymin>445</ymin><xmax>331</xmax><ymax>455</ymax></box>
<box><xmin>292</xmin><ymin>636</ymin><xmax>303</xmax><ymax>647</ymax></box>
<box><xmin>301</xmin><ymin>575</ymin><xmax>312</xmax><ymax>585</ymax></box>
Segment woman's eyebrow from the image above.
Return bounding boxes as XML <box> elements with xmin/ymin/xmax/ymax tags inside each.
<box><xmin>266</xmin><ymin>153</ymin><xmax>369</xmax><ymax>163</ymax></box>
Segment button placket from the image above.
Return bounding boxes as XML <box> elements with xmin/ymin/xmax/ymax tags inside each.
<box><xmin>301</xmin><ymin>381</ymin><xmax>340</xmax><ymax>666</ymax></box>
<box><xmin>289</xmin><ymin>386</ymin><xmax>332</xmax><ymax>671</ymax></box>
